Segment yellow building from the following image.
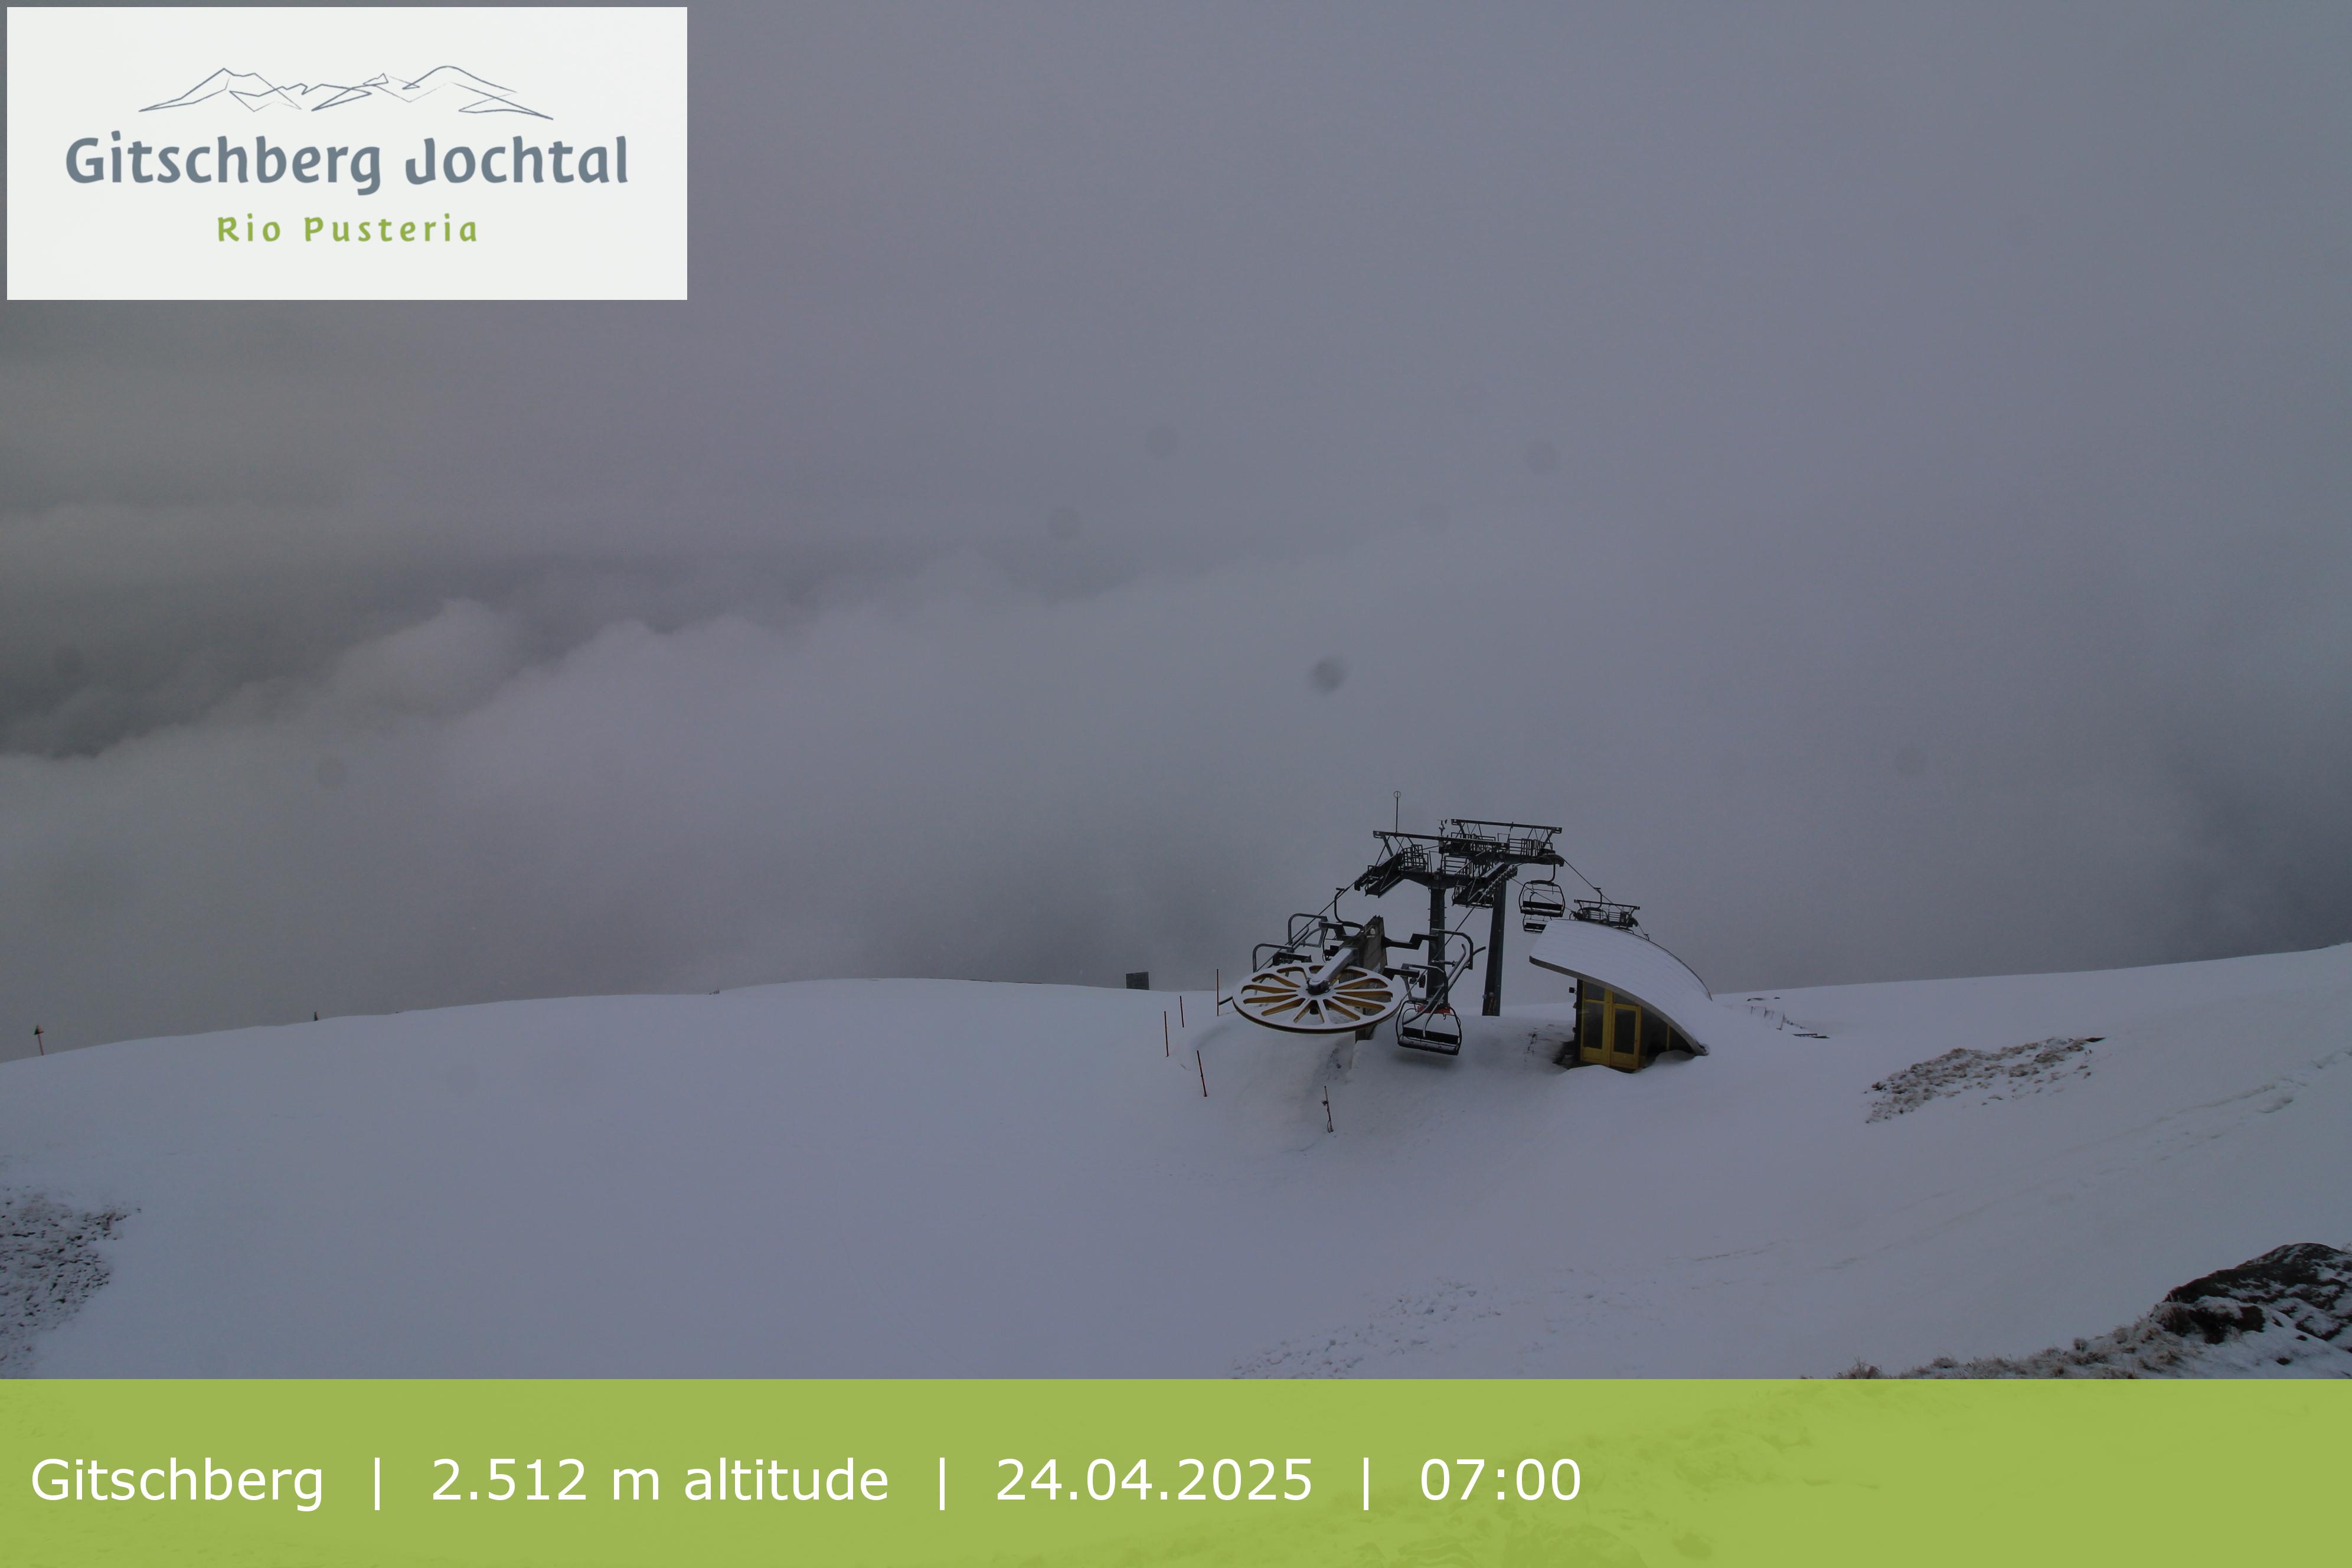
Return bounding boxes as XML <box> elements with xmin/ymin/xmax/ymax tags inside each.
<box><xmin>1528</xmin><ymin>916</ymin><xmax>1718</xmax><ymax>1073</ymax></box>
<box><xmin>1573</xmin><ymin>984</ymin><xmax>1704</xmax><ymax>1070</ymax></box>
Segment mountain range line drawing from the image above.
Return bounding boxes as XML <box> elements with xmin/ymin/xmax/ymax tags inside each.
<box><xmin>142</xmin><ymin>66</ymin><xmax>551</xmax><ymax>120</ymax></box>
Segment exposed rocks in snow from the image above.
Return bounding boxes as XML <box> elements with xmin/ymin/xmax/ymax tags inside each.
<box><xmin>1866</xmin><ymin>1037</ymin><xmax>2099</xmax><ymax>1122</ymax></box>
<box><xmin>1844</xmin><ymin>1243</ymin><xmax>2352</xmax><ymax>1378</ymax></box>
<box><xmin>1</xmin><ymin>1193</ymin><xmax>129</xmax><ymax>1376</ymax></box>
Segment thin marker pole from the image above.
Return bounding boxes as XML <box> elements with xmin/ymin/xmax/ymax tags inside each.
<box><xmin>32</xmin><ymin>1024</ymin><xmax>44</xmax><ymax>1056</ymax></box>
<box><xmin>1179</xmin><ymin>994</ymin><xmax>1186</xmax><ymax>1028</ymax></box>
<box><xmin>1164</xmin><ymin>1012</ymin><xmax>1170</xmax><ymax>1056</ymax></box>
<box><xmin>1196</xmin><ymin>1048</ymin><xmax>1207</xmax><ymax>1097</ymax></box>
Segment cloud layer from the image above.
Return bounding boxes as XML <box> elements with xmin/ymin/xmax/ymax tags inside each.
<box><xmin>5</xmin><ymin>4</ymin><xmax>2348</xmax><ymax>1052</ymax></box>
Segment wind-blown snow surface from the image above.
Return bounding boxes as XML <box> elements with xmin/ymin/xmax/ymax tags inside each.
<box><xmin>1</xmin><ymin>945</ymin><xmax>2346</xmax><ymax>1377</ymax></box>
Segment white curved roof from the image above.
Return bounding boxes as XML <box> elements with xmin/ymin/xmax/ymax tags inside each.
<box><xmin>1524</xmin><ymin>919</ymin><xmax>1758</xmax><ymax>1054</ymax></box>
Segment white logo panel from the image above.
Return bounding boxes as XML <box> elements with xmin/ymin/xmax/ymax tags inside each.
<box><xmin>6</xmin><ymin>6</ymin><xmax>688</xmax><ymax>299</ymax></box>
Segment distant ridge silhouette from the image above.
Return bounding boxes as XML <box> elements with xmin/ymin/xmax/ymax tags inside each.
<box><xmin>143</xmin><ymin>65</ymin><xmax>551</xmax><ymax>119</ymax></box>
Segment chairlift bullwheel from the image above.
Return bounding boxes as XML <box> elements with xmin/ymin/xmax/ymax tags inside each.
<box><xmin>1232</xmin><ymin>962</ymin><xmax>1406</xmax><ymax>1034</ymax></box>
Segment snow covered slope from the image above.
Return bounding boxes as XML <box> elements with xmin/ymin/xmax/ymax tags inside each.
<box><xmin>2</xmin><ymin>943</ymin><xmax>2347</xmax><ymax>1376</ymax></box>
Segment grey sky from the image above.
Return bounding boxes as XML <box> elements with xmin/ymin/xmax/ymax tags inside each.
<box><xmin>4</xmin><ymin>2</ymin><xmax>2348</xmax><ymax>1054</ymax></box>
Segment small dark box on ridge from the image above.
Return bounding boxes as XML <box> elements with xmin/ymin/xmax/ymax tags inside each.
<box><xmin>1126</xmin><ymin>972</ymin><xmax>1149</xmax><ymax>990</ymax></box>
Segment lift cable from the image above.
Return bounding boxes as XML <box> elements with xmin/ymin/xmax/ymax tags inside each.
<box><xmin>1556</xmin><ymin>855</ymin><xmax>1605</xmax><ymax>897</ymax></box>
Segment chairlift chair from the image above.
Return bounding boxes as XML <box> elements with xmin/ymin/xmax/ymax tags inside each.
<box><xmin>1397</xmin><ymin>1002</ymin><xmax>1464</xmax><ymax>1055</ymax></box>
<box><xmin>1518</xmin><ymin>876</ymin><xmax>1567</xmax><ymax>932</ymax></box>
<box><xmin>1570</xmin><ymin>896</ymin><xmax>1640</xmax><ymax>931</ymax></box>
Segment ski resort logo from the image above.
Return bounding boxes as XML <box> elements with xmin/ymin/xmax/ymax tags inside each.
<box><xmin>143</xmin><ymin>65</ymin><xmax>554</xmax><ymax>120</ymax></box>
<box><xmin>6</xmin><ymin>7</ymin><xmax>687</xmax><ymax>300</ymax></box>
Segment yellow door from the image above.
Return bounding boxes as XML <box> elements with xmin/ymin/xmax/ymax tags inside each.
<box><xmin>1577</xmin><ymin>988</ymin><xmax>1645</xmax><ymax>1071</ymax></box>
<box><xmin>1608</xmin><ymin>999</ymin><xmax>1642</xmax><ymax>1070</ymax></box>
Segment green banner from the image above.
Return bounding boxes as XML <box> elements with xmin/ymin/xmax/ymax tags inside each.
<box><xmin>2</xmin><ymin>1379</ymin><xmax>2336</xmax><ymax>1565</ymax></box>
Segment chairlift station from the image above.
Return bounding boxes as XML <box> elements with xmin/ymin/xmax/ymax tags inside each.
<box><xmin>1231</xmin><ymin>816</ymin><xmax>1699</xmax><ymax>1070</ymax></box>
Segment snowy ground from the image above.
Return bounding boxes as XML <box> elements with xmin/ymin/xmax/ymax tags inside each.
<box><xmin>1</xmin><ymin>942</ymin><xmax>2346</xmax><ymax>1376</ymax></box>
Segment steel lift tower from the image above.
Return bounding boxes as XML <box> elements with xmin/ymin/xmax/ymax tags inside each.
<box><xmin>1348</xmin><ymin>818</ymin><xmax>1565</xmax><ymax>1051</ymax></box>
